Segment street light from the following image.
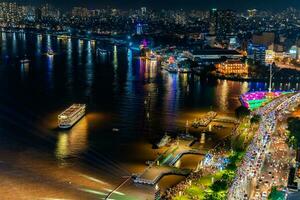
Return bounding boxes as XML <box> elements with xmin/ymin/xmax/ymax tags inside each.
<box><xmin>268</xmin><ymin>62</ymin><xmax>283</xmax><ymax>93</ymax></box>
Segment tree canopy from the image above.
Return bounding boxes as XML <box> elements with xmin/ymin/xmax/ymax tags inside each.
<box><xmin>288</xmin><ymin>117</ymin><xmax>300</xmax><ymax>147</ymax></box>
<box><xmin>235</xmin><ymin>106</ymin><xmax>250</xmax><ymax>119</ymax></box>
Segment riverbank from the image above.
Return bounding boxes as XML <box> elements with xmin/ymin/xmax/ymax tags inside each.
<box><xmin>161</xmin><ymin>116</ymin><xmax>254</xmax><ymax>199</ymax></box>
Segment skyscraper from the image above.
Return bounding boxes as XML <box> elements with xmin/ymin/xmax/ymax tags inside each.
<box><xmin>209</xmin><ymin>8</ymin><xmax>218</xmax><ymax>35</ymax></box>
<box><xmin>247</xmin><ymin>9</ymin><xmax>257</xmax><ymax>17</ymax></box>
<box><xmin>136</xmin><ymin>23</ymin><xmax>143</xmax><ymax>35</ymax></box>
<box><xmin>216</xmin><ymin>9</ymin><xmax>236</xmax><ymax>39</ymax></box>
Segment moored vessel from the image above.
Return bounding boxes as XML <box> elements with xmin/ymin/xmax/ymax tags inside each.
<box><xmin>58</xmin><ymin>104</ymin><xmax>86</xmax><ymax>129</ymax></box>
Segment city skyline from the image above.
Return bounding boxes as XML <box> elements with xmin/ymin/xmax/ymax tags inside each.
<box><xmin>6</xmin><ymin>0</ymin><xmax>300</xmax><ymax>10</ymax></box>
<box><xmin>1</xmin><ymin>0</ymin><xmax>300</xmax><ymax>199</ymax></box>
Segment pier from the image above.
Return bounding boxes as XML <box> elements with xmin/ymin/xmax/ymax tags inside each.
<box><xmin>133</xmin><ymin>140</ymin><xmax>207</xmax><ymax>185</ymax></box>
<box><xmin>212</xmin><ymin>116</ymin><xmax>239</xmax><ymax>124</ymax></box>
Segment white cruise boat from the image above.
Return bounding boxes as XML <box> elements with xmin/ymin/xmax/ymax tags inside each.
<box><xmin>58</xmin><ymin>104</ymin><xmax>86</xmax><ymax>129</ymax></box>
<box><xmin>20</xmin><ymin>59</ymin><xmax>30</xmax><ymax>64</ymax></box>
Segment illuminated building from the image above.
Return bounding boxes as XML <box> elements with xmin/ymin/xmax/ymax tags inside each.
<box><xmin>216</xmin><ymin>60</ymin><xmax>248</xmax><ymax>75</ymax></box>
<box><xmin>209</xmin><ymin>8</ymin><xmax>217</xmax><ymax>35</ymax></box>
<box><xmin>72</xmin><ymin>7</ymin><xmax>90</xmax><ymax>18</ymax></box>
<box><xmin>216</xmin><ymin>9</ymin><xmax>236</xmax><ymax>38</ymax></box>
<box><xmin>141</xmin><ymin>7</ymin><xmax>147</xmax><ymax>15</ymax></box>
<box><xmin>136</xmin><ymin>23</ymin><xmax>143</xmax><ymax>35</ymax></box>
<box><xmin>265</xmin><ymin>50</ymin><xmax>275</xmax><ymax>64</ymax></box>
<box><xmin>229</xmin><ymin>37</ymin><xmax>238</xmax><ymax>49</ymax></box>
<box><xmin>40</xmin><ymin>4</ymin><xmax>60</xmax><ymax>20</ymax></box>
<box><xmin>289</xmin><ymin>45</ymin><xmax>298</xmax><ymax>59</ymax></box>
<box><xmin>252</xmin><ymin>32</ymin><xmax>275</xmax><ymax>47</ymax></box>
<box><xmin>175</xmin><ymin>12</ymin><xmax>187</xmax><ymax>25</ymax></box>
<box><xmin>247</xmin><ymin>9</ymin><xmax>257</xmax><ymax>17</ymax></box>
<box><xmin>247</xmin><ymin>43</ymin><xmax>266</xmax><ymax>65</ymax></box>
<box><xmin>192</xmin><ymin>49</ymin><xmax>243</xmax><ymax>65</ymax></box>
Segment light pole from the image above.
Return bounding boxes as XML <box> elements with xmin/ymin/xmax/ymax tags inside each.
<box><xmin>268</xmin><ymin>62</ymin><xmax>283</xmax><ymax>93</ymax></box>
<box><xmin>268</xmin><ymin>63</ymin><xmax>272</xmax><ymax>93</ymax></box>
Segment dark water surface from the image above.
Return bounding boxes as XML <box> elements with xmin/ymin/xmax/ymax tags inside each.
<box><xmin>0</xmin><ymin>32</ymin><xmax>298</xmax><ymax>199</ymax></box>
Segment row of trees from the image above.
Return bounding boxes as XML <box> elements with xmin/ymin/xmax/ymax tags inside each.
<box><xmin>287</xmin><ymin>117</ymin><xmax>300</xmax><ymax>148</ymax></box>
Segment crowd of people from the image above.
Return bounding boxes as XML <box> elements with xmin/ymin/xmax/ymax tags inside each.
<box><xmin>161</xmin><ymin>141</ymin><xmax>230</xmax><ymax>199</ymax></box>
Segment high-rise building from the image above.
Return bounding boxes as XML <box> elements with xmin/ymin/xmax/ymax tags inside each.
<box><xmin>40</xmin><ymin>4</ymin><xmax>60</xmax><ymax>20</ymax></box>
<box><xmin>72</xmin><ymin>7</ymin><xmax>90</xmax><ymax>18</ymax></box>
<box><xmin>141</xmin><ymin>7</ymin><xmax>147</xmax><ymax>15</ymax></box>
<box><xmin>252</xmin><ymin>32</ymin><xmax>275</xmax><ymax>47</ymax></box>
<box><xmin>175</xmin><ymin>12</ymin><xmax>186</xmax><ymax>25</ymax></box>
<box><xmin>136</xmin><ymin>23</ymin><xmax>143</xmax><ymax>35</ymax></box>
<box><xmin>209</xmin><ymin>8</ymin><xmax>236</xmax><ymax>39</ymax></box>
<box><xmin>247</xmin><ymin>9</ymin><xmax>257</xmax><ymax>17</ymax></box>
<box><xmin>216</xmin><ymin>9</ymin><xmax>236</xmax><ymax>38</ymax></box>
<box><xmin>248</xmin><ymin>43</ymin><xmax>266</xmax><ymax>65</ymax></box>
<box><xmin>35</xmin><ymin>7</ymin><xmax>42</xmax><ymax>21</ymax></box>
<box><xmin>209</xmin><ymin>8</ymin><xmax>218</xmax><ymax>35</ymax></box>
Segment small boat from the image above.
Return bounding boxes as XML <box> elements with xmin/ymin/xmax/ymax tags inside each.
<box><xmin>112</xmin><ymin>128</ymin><xmax>120</xmax><ymax>132</ymax></box>
<box><xmin>20</xmin><ymin>59</ymin><xmax>30</xmax><ymax>64</ymax></box>
<box><xmin>20</xmin><ymin>55</ymin><xmax>30</xmax><ymax>64</ymax></box>
<box><xmin>47</xmin><ymin>49</ymin><xmax>54</xmax><ymax>56</ymax></box>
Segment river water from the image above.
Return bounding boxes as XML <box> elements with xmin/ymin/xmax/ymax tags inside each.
<box><xmin>0</xmin><ymin>32</ymin><xmax>298</xmax><ymax>200</ymax></box>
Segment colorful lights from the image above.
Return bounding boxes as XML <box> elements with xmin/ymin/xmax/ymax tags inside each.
<box><xmin>240</xmin><ymin>91</ymin><xmax>292</xmax><ymax>111</ymax></box>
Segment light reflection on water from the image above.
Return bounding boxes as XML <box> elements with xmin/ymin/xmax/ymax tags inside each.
<box><xmin>56</xmin><ymin>117</ymin><xmax>88</xmax><ymax>160</ymax></box>
<box><xmin>1</xmin><ymin>31</ymin><xmax>300</xmax><ymax>199</ymax></box>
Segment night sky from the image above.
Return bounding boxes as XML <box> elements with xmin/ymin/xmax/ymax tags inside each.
<box><xmin>10</xmin><ymin>0</ymin><xmax>300</xmax><ymax>10</ymax></box>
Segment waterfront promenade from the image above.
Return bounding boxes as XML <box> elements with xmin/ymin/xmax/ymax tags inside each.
<box><xmin>133</xmin><ymin>140</ymin><xmax>207</xmax><ymax>185</ymax></box>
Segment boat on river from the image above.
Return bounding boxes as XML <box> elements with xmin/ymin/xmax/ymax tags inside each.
<box><xmin>58</xmin><ymin>104</ymin><xmax>86</xmax><ymax>129</ymax></box>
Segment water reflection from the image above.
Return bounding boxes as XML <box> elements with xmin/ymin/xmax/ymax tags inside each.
<box><xmin>241</xmin><ymin>82</ymin><xmax>249</xmax><ymax>94</ymax></box>
<box><xmin>78</xmin><ymin>39</ymin><xmax>83</xmax><ymax>64</ymax></box>
<box><xmin>144</xmin><ymin>59</ymin><xmax>157</xmax><ymax>80</ymax></box>
<box><xmin>20</xmin><ymin>63</ymin><xmax>29</xmax><ymax>80</ymax></box>
<box><xmin>1</xmin><ymin>32</ymin><xmax>7</xmax><ymax>58</ymax></box>
<box><xmin>56</xmin><ymin>117</ymin><xmax>89</xmax><ymax>160</ymax></box>
<box><xmin>12</xmin><ymin>32</ymin><xmax>17</xmax><ymax>56</ymax></box>
<box><xmin>164</xmin><ymin>73</ymin><xmax>179</xmax><ymax>131</ymax></box>
<box><xmin>36</xmin><ymin>34</ymin><xmax>42</xmax><ymax>55</ymax></box>
<box><xmin>85</xmin><ymin>40</ymin><xmax>93</xmax><ymax>97</ymax></box>
<box><xmin>20</xmin><ymin>32</ymin><xmax>26</xmax><ymax>52</ymax></box>
<box><xmin>46</xmin><ymin>34</ymin><xmax>51</xmax><ymax>50</ymax></box>
<box><xmin>46</xmin><ymin>55</ymin><xmax>54</xmax><ymax>89</ymax></box>
<box><xmin>218</xmin><ymin>80</ymin><xmax>229</xmax><ymax>111</ymax></box>
<box><xmin>66</xmin><ymin>38</ymin><xmax>73</xmax><ymax>90</ymax></box>
<box><xmin>113</xmin><ymin>45</ymin><xmax>118</xmax><ymax>69</ymax></box>
<box><xmin>2</xmin><ymin>31</ymin><xmax>300</xmax><ymax>199</ymax></box>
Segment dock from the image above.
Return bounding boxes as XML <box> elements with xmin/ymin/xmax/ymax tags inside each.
<box><xmin>133</xmin><ymin>140</ymin><xmax>207</xmax><ymax>185</ymax></box>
